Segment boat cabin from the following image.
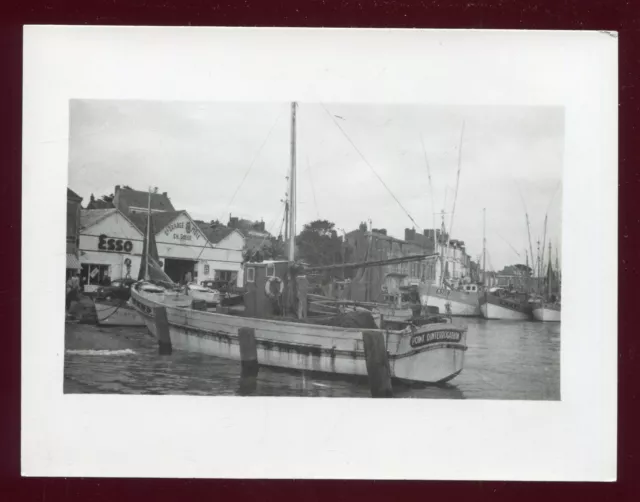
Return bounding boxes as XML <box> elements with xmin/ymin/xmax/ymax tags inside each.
<box><xmin>242</xmin><ymin>260</ymin><xmax>307</xmax><ymax>318</ymax></box>
<box><xmin>462</xmin><ymin>284</ymin><xmax>479</xmax><ymax>294</ymax></box>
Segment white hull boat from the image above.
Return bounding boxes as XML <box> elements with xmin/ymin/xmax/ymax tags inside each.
<box><xmin>532</xmin><ymin>304</ymin><xmax>561</xmax><ymax>322</ymax></box>
<box><xmin>131</xmin><ymin>287</ymin><xmax>468</xmax><ymax>384</ymax></box>
<box><xmin>421</xmin><ymin>293</ymin><xmax>480</xmax><ymax>317</ymax></box>
<box><xmin>480</xmin><ymin>302</ymin><xmax>530</xmax><ymax>321</ymax></box>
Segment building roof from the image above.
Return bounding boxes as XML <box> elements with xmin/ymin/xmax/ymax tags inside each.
<box><xmin>196</xmin><ymin>223</ymin><xmax>236</xmax><ymax>244</ymax></box>
<box><xmin>127</xmin><ymin>210</ymin><xmax>185</xmax><ymax>236</ymax></box>
<box><xmin>80</xmin><ymin>208</ymin><xmax>118</xmax><ymax>230</ymax></box>
<box><xmin>66</xmin><ymin>253</ymin><xmax>82</xmax><ymax>270</ymax></box>
<box><xmin>67</xmin><ymin>188</ymin><xmax>83</xmax><ymax>202</ymax></box>
<box><xmin>114</xmin><ymin>186</ymin><xmax>175</xmax><ymax>213</ymax></box>
<box><xmin>86</xmin><ymin>198</ymin><xmax>114</xmax><ymax>210</ymax></box>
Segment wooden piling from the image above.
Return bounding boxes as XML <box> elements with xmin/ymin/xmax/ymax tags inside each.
<box><xmin>237</xmin><ymin>327</ymin><xmax>259</xmax><ymax>375</ymax></box>
<box><xmin>153</xmin><ymin>306</ymin><xmax>172</xmax><ymax>355</ymax></box>
<box><xmin>362</xmin><ymin>330</ymin><xmax>393</xmax><ymax>398</ymax></box>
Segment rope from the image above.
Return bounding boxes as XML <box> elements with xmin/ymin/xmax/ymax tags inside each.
<box><xmin>93</xmin><ymin>298</ymin><xmax>130</xmax><ymax>322</ymax></box>
<box><xmin>221</xmin><ymin>106</ymin><xmax>285</xmax><ymax>222</ymax></box>
<box><xmin>320</xmin><ymin>104</ymin><xmax>422</xmax><ymax>231</ymax></box>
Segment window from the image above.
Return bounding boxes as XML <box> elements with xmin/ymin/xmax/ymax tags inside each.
<box><xmin>246</xmin><ymin>267</ymin><xmax>255</xmax><ymax>283</ymax></box>
<box><xmin>217</xmin><ymin>270</ymin><xmax>234</xmax><ymax>283</ymax></box>
<box><xmin>266</xmin><ymin>264</ymin><xmax>275</xmax><ymax>277</ymax></box>
<box><xmin>81</xmin><ymin>264</ymin><xmax>110</xmax><ymax>286</ymax></box>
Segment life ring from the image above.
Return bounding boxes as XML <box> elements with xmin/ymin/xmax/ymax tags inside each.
<box><xmin>265</xmin><ymin>276</ymin><xmax>284</xmax><ymax>298</ymax></box>
<box><xmin>124</xmin><ymin>258</ymin><xmax>132</xmax><ymax>266</ymax></box>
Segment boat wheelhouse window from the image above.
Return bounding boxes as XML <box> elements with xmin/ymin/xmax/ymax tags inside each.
<box><xmin>266</xmin><ymin>264</ymin><xmax>275</xmax><ymax>278</ymax></box>
<box><xmin>246</xmin><ymin>267</ymin><xmax>255</xmax><ymax>283</ymax></box>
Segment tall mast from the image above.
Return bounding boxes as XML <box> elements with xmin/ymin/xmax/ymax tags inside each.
<box><xmin>447</xmin><ymin>121</ymin><xmax>465</xmax><ymax>247</ymax></box>
<box><xmin>547</xmin><ymin>241</ymin><xmax>552</xmax><ymax>298</ymax></box>
<box><xmin>287</xmin><ymin>102</ymin><xmax>297</xmax><ymax>262</ymax></box>
<box><xmin>439</xmin><ymin>210</ymin><xmax>447</xmax><ymax>287</ymax></box>
<box><xmin>482</xmin><ymin>208</ymin><xmax>486</xmax><ymax>286</ymax></box>
<box><xmin>536</xmin><ymin>239</ymin><xmax>541</xmax><ymax>293</ymax></box>
<box><xmin>540</xmin><ymin>214</ymin><xmax>548</xmax><ymax>284</ymax></box>
<box><xmin>145</xmin><ymin>187</ymin><xmax>151</xmax><ymax>281</ymax></box>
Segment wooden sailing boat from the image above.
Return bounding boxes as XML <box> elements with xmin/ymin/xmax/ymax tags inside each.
<box><xmin>94</xmin><ymin>189</ymin><xmax>192</xmax><ymax>326</ymax></box>
<box><xmin>129</xmin><ymin>102</ymin><xmax>468</xmax><ymax>384</ymax></box>
<box><xmin>532</xmin><ymin>242</ymin><xmax>561</xmax><ymax>322</ymax></box>
<box><xmin>419</xmin><ymin>125</ymin><xmax>482</xmax><ymax>317</ymax></box>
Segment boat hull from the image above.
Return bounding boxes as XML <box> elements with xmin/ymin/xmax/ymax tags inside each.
<box><xmin>420</xmin><ymin>285</ymin><xmax>481</xmax><ymax>317</ymax></box>
<box><xmin>94</xmin><ymin>299</ymin><xmax>145</xmax><ymax>326</ymax></box>
<box><xmin>480</xmin><ymin>294</ymin><xmax>531</xmax><ymax>321</ymax></box>
<box><xmin>131</xmin><ymin>288</ymin><xmax>467</xmax><ymax>384</ymax></box>
<box><xmin>532</xmin><ymin>305</ymin><xmax>561</xmax><ymax>322</ymax></box>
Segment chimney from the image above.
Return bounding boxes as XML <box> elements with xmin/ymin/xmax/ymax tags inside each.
<box><xmin>405</xmin><ymin>228</ymin><xmax>415</xmax><ymax>241</ymax></box>
<box><xmin>115</xmin><ymin>185</ymin><xmax>121</xmax><ymax>192</ymax></box>
<box><xmin>162</xmin><ymin>192</ymin><xmax>167</xmax><ymax>197</ymax></box>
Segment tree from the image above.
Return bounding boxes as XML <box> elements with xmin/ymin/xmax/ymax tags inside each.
<box><xmin>243</xmin><ymin>236</ymin><xmax>286</xmax><ymax>263</ymax></box>
<box><xmin>498</xmin><ymin>264</ymin><xmax>533</xmax><ymax>276</ymax></box>
<box><xmin>295</xmin><ymin>219</ymin><xmax>344</xmax><ymax>267</ymax></box>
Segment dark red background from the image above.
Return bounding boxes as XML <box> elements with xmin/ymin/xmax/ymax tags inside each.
<box><xmin>1</xmin><ymin>1</ymin><xmax>637</xmax><ymax>500</ymax></box>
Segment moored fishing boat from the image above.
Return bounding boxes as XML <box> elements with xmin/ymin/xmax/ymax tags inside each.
<box><xmin>532</xmin><ymin>302</ymin><xmax>561</xmax><ymax>322</ymax></box>
<box><xmin>130</xmin><ymin>101</ymin><xmax>469</xmax><ymax>384</ymax></box>
<box><xmin>480</xmin><ymin>287</ymin><xmax>531</xmax><ymax>320</ymax></box>
<box><xmin>531</xmin><ymin>242</ymin><xmax>561</xmax><ymax>322</ymax></box>
<box><xmin>420</xmin><ymin>282</ymin><xmax>481</xmax><ymax>317</ymax></box>
<box><xmin>131</xmin><ymin>284</ymin><xmax>467</xmax><ymax>384</ymax></box>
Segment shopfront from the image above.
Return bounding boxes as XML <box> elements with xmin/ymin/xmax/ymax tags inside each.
<box><xmin>78</xmin><ymin>209</ymin><xmax>144</xmax><ymax>292</ymax></box>
<box><xmin>152</xmin><ymin>212</ymin><xmax>245</xmax><ymax>286</ymax></box>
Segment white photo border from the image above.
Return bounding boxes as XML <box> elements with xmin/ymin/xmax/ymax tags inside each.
<box><xmin>22</xmin><ymin>26</ymin><xmax>617</xmax><ymax>481</ymax></box>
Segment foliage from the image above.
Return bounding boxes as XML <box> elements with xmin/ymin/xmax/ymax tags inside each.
<box><xmin>295</xmin><ymin>219</ymin><xmax>344</xmax><ymax>267</ymax></box>
<box><xmin>243</xmin><ymin>236</ymin><xmax>286</xmax><ymax>263</ymax></box>
<box><xmin>498</xmin><ymin>264</ymin><xmax>533</xmax><ymax>276</ymax></box>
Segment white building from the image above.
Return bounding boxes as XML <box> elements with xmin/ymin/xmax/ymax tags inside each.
<box><xmin>79</xmin><ymin>208</ymin><xmax>245</xmax><ymax>291</ymax></box>
<box><xmin>78</xmin><ymin>209</ymin><xmax>145</xmax><ymax>292</ymax></box>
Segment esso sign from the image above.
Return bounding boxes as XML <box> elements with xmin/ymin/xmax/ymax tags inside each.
<box><xmin>98</xmin><ymin>234</ymin><xmax>134</xmax><ymax>253</ymax></box>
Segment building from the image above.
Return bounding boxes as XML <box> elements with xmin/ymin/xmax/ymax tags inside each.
<box><xmin>344</xmin><ymin>227</ymin><xmax>431</xmax><ymax>302</ymax></box>
<box><xmin>78</xmin><ymin>208</ymin><xmax>144</xmax><ymax>291</ymax></box>
<box><xmin>66</xmin><ymin>188</ymin><xmax>83</xmax><ymax>279</ymax></box>
<box><xmin>78</xmin><ymin>206</ymin><xmax>246</xmax><ymax>291</ymax></box>
<box><xmin>113</xmin><ymin>185</ymin><xmax>175</xmax><ymax>215</ymax></box>
<box><xmin>405</xmin><ymin>228</ymin><xmax>471</xmax><ymax>283</ymax></box>
<box><xmin>85</xmin><ymin>194</ymin><xmax>115</xmax><ymax>210</ymax></box>
<box><xmin>228</xmin><ymin>214</ymin><xmax>272</xmax><ymax>252</ymax></box>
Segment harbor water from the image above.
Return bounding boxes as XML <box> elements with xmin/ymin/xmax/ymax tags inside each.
<box><xmin>64</xmin><ymin>318</ymin><xmax>560</xmax><ymax>400</ymax></box>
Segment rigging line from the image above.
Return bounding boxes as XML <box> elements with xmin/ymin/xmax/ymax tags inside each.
<box><xmin>244</xmin><ymin>202</ymin><xmax>286</xmax><ymax>262</ymax></box>
<box><xmin>320</xmin><ymin>103</ymin><xmax>422</xmax><ymax>231</ymax></box>
<box><xmin>448</xmin><ymin>120</ymin><xmax>465</xmax><ymax>242</ymax></box>
<box><xmin>307</xmin><ymin>156</ymin><xmax>320</xmax><ymax>219</ymax></box>
<box><xmin>546</xmin><ymin>180</ymin><xmax>562</xmax><ymax>214</ymax></box>
<box><xmin>495</xmin><ymin>231</ymin><xmax>521</xmax><ymax>257</ymax></box>
<box><xmin>420</xmin><ymin>134</ymin><xmax>437</xmax><ymax>236</ymax></box>
<box><xmin>221</xmin><ymin>105</ymin><xmax>285</xmax><ymax>221</ymax></box>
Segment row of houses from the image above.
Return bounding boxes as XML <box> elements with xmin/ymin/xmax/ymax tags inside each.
<box><xmin>66</xmin><ymin>185</ymin><xmax>260</xmax><ymax>291</ymax></box>
<box><xmin>66</xmin><ymin>185</ymin><xmax>480</xmax><ymax>294</ymax></box>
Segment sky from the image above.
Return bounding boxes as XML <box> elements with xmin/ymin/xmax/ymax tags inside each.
<box><xmin>68</xmin><ymin>100</ymin><xmax>564</xmax><ymax>272</ymax></box>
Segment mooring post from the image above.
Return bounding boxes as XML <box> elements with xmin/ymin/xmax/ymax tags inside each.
<box><xmin>238</xmin><ymin>327</ymin><xmax>259</xmax><ymax>375</ymax></box>
<box><xmin>362</xmin><ymin>330</ymin><xmax>393</xmax><ymax>398</ymax></box>
<box><xmin>153</xmin><ymin>306</ymin><xmax>172</xmax><ymax>355</ymax></box>
<box><xmin>237</xmin><ymin>326</ymin><xmax>259</xmax><ymax>395</ymax></box>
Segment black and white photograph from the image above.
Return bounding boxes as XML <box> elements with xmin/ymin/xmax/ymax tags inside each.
<box><xmin>64</xmin><ymin>100</ymin><xmax>563</xmax><ymax>400</ymax></box>
<box><xmin>22</xmin><ymin>27</ymin><xmax>616</xmax><ymax>481</ymax></box>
